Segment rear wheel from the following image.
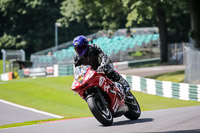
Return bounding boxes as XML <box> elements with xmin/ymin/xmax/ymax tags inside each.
<box><xmin>87</xmin><ymin>95</ymin><xmax>113</xmax><ymax>126</ymax></box>
<box><xmin>124</xmin><ymin>91</ymin><xmax>141</xmax><ymax>120</ymax></box>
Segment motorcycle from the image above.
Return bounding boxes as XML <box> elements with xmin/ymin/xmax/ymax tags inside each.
<box><xmin>71</xmin><ymin>65</ymin><xmax>141</xmax><ymax>126</ymax></box>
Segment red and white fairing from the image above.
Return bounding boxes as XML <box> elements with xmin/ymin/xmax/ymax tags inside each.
<box><xmin>71</xmin><ymin>65</ymin><xmax>125</xmax><ymax>113</ymax></box>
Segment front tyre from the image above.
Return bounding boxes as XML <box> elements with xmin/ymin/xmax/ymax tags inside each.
<box><xmin>124</xmin><ymin>92</ymin><xmax>141</xmax><ymax>120</ymax></box>
<box><xmin>87</xmin><ymin>96</ymin><xmax>113</xmax><ymax>126</ymax></box>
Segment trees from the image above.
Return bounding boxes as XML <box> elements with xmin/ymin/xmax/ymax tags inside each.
<box><xmin>0</xmin><ymin>0</ymin><xmax>26</xmax><ymax>49</ymax></box>
<box><xmin>1</xmin><ymin>0</ymin><xmax>197</xmax><ymax>60</ymax></box>
<box><xmin>0</xmin><ymin>0</ymin><xmax>97</xmax><ymax>57</ymax></box>
<box><xmin>60</xmin><ymin>0</ymin><xmax>191</xmax><ymax>62</ymax></box>
<box><xmin>123</xmin><ymin>0</ymin><xmax>190</xmax><ymax>62</ymax></box>
<box><xmin>59</xmin><ymin>0</ymin><xmax>128</xmax><ymax>30</ymax></box>
<box><xmin>0</xmin><ymin>0</ymin><xmax>63</xmax><ymax>57</ymax></box>
<box><xmin>189</xmin><ymin>0</ymin><xmax>200</xmax><ymax>49</ymax></box>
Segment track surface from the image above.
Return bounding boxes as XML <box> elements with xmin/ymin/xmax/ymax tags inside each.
<box><xmin>119</xmin><ymin>65</ymin><xmax>185</xmax><ymax>77</ymax></box>
<box><xmin>1</xmin><ymin>106</ymin><xmax>200</xmax><ymax>133</ymax></box>
<box><xmin>0</xmin><ymin>101</ymin><xmax>57</xmax><ymax>126</ymax></box>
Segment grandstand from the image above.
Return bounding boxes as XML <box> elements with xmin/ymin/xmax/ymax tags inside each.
<box><xmin>31</xmin><ymin>27</ymin><xmax>160</xmax><ymax>67</ymax></box>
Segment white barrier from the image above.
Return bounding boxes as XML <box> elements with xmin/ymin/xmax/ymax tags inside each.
<box><xmin>123</xmin><ymin>75</ymin><xmax>200</xmax><ymax>102</ymax></box>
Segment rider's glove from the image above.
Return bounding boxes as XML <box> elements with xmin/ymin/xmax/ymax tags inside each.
<box><xmin>97</xmin><ymin>66</ymin><xmax>104</xmax><ymax>73</ymax></box>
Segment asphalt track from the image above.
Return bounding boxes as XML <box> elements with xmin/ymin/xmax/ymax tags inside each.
<box><xmin>0</xmin><ymin>100</ymin><xmax>61</xmax><ymax>126</ymax></box>
<box><xmin>119</xmin><ymin>65</ymin><xmax>185</xmax><ymax>77</ymax></box>
<box><xmin>1</xmin><ymin>106</ymin><xmax>200</xmax><ymax>133</ymax></box>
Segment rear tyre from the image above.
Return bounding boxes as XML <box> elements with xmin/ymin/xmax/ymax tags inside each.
<box><xmin>87</xmin><ymin>95</ymin><xmax>113</xmax><ymax>126</ymax></box>
<box><xmin>124</xmin><ymin>92</ymin><xmax>141</xmax><ymax>120</ymax></box>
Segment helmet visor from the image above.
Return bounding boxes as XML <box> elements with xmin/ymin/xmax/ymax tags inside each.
<box><xmin>74</xmin><ymin>44</ymin><xmax>87</xmax><ymax>56</ymax></box>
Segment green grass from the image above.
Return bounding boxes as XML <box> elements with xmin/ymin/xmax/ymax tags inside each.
<box><xmin>0</xmin><ymin>76</ymin><xmax>92</xmax><ymax>118</ymax></box>
<box><xmin>0</xmin><ymin>60</ymin><xmax>9</xmax><ymax>74</ymax></box>
<box><xmin>130</xmin><ymin>62</ymin><xmax>167</xmax><ymax>68</ymax></box>
<box><xmin>0</xmin><ymin>60</ymin><xmax>4</xmax><ymax>74</ymax></box>
<box><xmin>0</xmin><ymin>118</ymin><xmax>66</xmax><ymax>129</ymax></box>
<box><xmin>133</xmin><ymin>91</ymin><xmax>200</xmax><ymax>111</ymax></box>
<box><xmin>130</xmin><ymin>51</ymin><xmax>144</xmax><ymax>57</ymax></box>
<box><xmin>147</xmin><ymin>70</ymin><xmax>185</xmax><ymax>83</ymax></box>
<box><xmin>0</xmin><ymin>76</ymin><xmax>200</xmax><ymax>129</ymax></box>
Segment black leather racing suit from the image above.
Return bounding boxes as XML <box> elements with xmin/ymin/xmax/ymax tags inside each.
<box><xmin>74</xmin><ymin>44</ymin><xmax>130</xmax><ymax>91</ymax></box>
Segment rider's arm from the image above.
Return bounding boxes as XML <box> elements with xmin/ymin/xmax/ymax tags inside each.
<box><xmin>92</xmin><ymin>44</ymin><xmax>111</xmax><ymax>66</ymax></box>
<box><xmin>74</xmin><ymin>55</ymin><xmax>82</xmax><ymax>67</ymax></box>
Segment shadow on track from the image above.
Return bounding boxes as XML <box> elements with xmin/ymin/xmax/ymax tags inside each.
<box><xmin>149</xmin><ymin>129</ymin><xmax>200</xmax><ymax>133</ymax></box>
<box><xmin>108</xmin><ymin>118</ymin><xmax>154</xmax><ymax>127</ymax></box>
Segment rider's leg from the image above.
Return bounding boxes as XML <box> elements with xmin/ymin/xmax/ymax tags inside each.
<box><xmin>117</xmin><ymin>75</ymin><xmax>131</xmax><ymax>93</ymax></box>
<box><xmin>104</xmin><ymin>64</ymin><xmax>130</xmax><ymax>94</ymax></box>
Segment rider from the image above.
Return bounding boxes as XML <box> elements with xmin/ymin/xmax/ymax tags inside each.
<box><xmin>73</xmin><ymin>35</ymin><xmax>130</xmax><ymax>94</ymax></box>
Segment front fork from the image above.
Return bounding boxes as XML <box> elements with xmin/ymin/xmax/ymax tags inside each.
<box><xmin>85</xmin><ymin>87</ymin><xmax>107</xmax><ymax>105</ymax></box>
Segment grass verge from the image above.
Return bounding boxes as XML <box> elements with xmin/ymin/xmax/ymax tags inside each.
<box><xmin>0</xmin><ymin>76</ymin><xmax>91</xmax><ymax>118</ymax></box>
<box><xmin>147</xmin><ymin>70</ymin><xmax>185</xmax><ymax>83</ymax></box>
<box><xmin>0</xmin><ymin>76</ymin><xmax>199</xmax><ymax>129</ymax></box>
<box><xmin>0</xmin><ymin>118</ymin><xmax>66</xmax><ymax>129</ymax></box>
<box><xmin>0</xmin><ymin>60</ymin><xmax>9</xmax><ymax>74</ymax></box>
<box><xmin>130</xmin><ymin>62</ymin><xmax>167</xmax><ymax>68</ymax></box>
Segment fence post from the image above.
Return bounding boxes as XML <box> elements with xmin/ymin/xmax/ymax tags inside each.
<box><xmin>20</xmin><ymin>49</ymin><xmax>26</xmax><ymax>61</ymax></box>
<box><xmin>168</xmin><ymin>43</ymin><xmax>171</xmax><ymax>64</ymax></box>
<box><xmin>1</xmin><ymin>49</ymin><xmax>6</xmax><ymax>73</ymax></box>
<box><xmin>175</xmin><ymin>43</ymin><xmax>178</xmax><ymax>64</ymax></box>
<box><xmin>120</xmin><ymin>51</ymin><xmax>122</xmax><ymax>61</ymax></box>
<box><xmin>182</xmin><ymin>42</ymin><xmax>186</xmax><ymax>65</ymax></box>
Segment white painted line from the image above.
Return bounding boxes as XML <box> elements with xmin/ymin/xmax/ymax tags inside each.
<box><xmin>0</xmin><ymin>99</ymin><xmax>64</xmax><ymax>118</ymax></box>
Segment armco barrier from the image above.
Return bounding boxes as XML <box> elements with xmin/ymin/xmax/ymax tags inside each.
<box><xmin>0</xmin><ymin>72</ymin><xmax>13</xmax><ymax>81</ymax></box>
<box><xmin>58</xmin><ymin>64</ymin><xmax>73</xmax><ymax>76</ymax></box>
<box><xmin>122</xmin><ymin>74</ymin><xmax>200</xmax><ymax>102</ymax></box>
<box><xmin>53</xmin><ymin>64</ymin><xmax>73</xmax><ymax>77</ymax></box>
<box><xmin>53</xmin><ymin>58</ymin><xmax>161</xmax><ymax>76</ymax></box>
<box><xmin>18</xmin><ymin>70</ymin><xmax>24</xmax><ymax>78</ymax></box>
<box><xmin>52</xmin><ymin>63</ymin><xmax>200</xmax><ymax>102</ymax></box>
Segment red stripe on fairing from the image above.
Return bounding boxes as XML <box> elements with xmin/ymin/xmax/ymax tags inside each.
<box><xmin>40</xmin><ymin>116</ymin><xmax>93</xmax><ymax>124</ymax></box>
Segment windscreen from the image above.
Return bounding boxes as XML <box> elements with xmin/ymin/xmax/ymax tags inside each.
<box><xmin>74</xmin><ymin>65</ymin><xmax>90</xmax><ymax>83</ymax></box>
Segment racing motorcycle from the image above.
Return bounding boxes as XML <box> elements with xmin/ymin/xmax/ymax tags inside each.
<box><xmin>71</xmin><ymin>65</ymin><xmax>141</xmax><ymax>126</ymax></box>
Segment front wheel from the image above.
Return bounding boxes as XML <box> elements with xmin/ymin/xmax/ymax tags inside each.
<box><xmin>87</xmin><ymin>95</ymin><xmax>113</xmax><ymax>126</ymax></box>
<box><xmin>124</xmin><ymin>91</ymin><xmax>141</xmax><ymax>120</ymax></box>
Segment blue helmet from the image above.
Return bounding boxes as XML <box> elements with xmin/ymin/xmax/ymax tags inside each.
<box><xmin>73</xmin><ymin>35</ymin><xmax>89</xmax><ymax>56</ymax></box>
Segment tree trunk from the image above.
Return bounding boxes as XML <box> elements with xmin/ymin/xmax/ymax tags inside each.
<box><xmin>156</xmin><ymin>3</ymin><xmax>169</xmax><ymax>62</ymax></box>
<box><xmin>190</xmin><ymin>0</ymin><xmax>200</xmax><ymax>49</ymax></box>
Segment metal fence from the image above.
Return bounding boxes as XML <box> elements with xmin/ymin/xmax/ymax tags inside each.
<box><xmin>31</xmin><ymin>27</ymin><xmax>160</xmax><ymax>67</ymax></box>
<box><xmin>1</xmin><ymin>49</ymin><xmax>25</xmax><ymax>73</ymax></box>
<box><xmin>58</xmin><ymin>64</ymin><xmax>73</xmax><ymax>76</ymax></box>
<box><xmin>30</xmin><ymin>54</ymin><xmax>74</xmax><ymax>68</ymax></box>
<box><xmin>168</xmin><ymin>43</ymin><xmax>186</xmax><ymax>65</ymax></box>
